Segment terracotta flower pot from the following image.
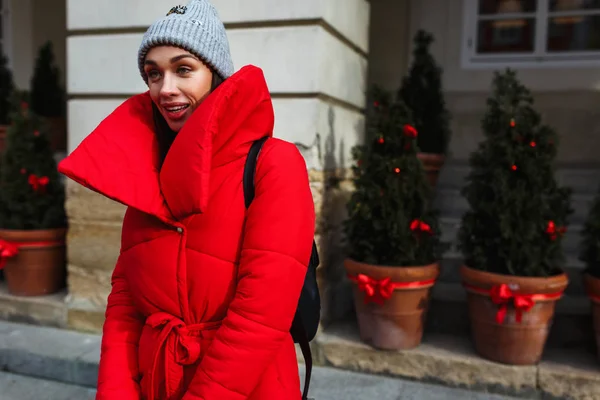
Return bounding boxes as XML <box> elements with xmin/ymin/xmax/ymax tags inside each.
<box><xmin>344</xmin><ymin>258</ymin><xmax>440</xmax><ymax>350</ymax></box>
<box><xmin>417</xmin><ymin>152</ymin><xmax>445</xmax><ymax>188</ymax></box>
<box><xmin>583</xmin><ymin>273</ymin><xmax>600</xmax><ymax>360</ymax></box>
<box><xmin>0</xmin><ymin>228</ymin><xmax>67</xmax><ymax>296</ymax></box>
<box><xmin>460</xmin><ymin>265</ymin><xmax>568</xmax><ymax>365</ymax></box>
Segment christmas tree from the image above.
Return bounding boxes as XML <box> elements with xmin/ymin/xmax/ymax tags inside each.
<box><xmin>0</xmin><ymin>95</ymin><xmax>67</xmax><ymax>229</ymax></box>
<box><xmin>457</xmin><ymin>69</ymin><xmax>572</xmax><ymax>277</ymax></box>
<box><xmin>398</xmin><ymin>30</ymin><xmax>451</xmax><ymax>155</ymax></box>
<box><xmin>344</xmin><ymin>86</ymin><xmax>445</xmax><ymax>266</ymax></box>
<box><xmin>0</xmin><ymin>47</ymin><xmax>14</xmax><ymax>125</ymax></box>
<box><xmin>580</xmin><ymin>187</ymin><xmax>600</xmax><ymax>278</ymax></box>
<box><xmin>30</xmin><ymin>41</ymin><xmax>65</xmax><ymax>118</ymax></box>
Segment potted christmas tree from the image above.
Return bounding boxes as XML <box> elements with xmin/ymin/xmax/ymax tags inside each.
<box><xmin>580</xmin><ymin>186</ymin><xmax>600</xmax><ymax>361</ymax></box>
<box><xmin>457</xmin><ymin>69</ymin><xmax>572</xmax><ymax>365</ymax></box>
<box><xmin>398</xmin><ymin>30</ymin><xmax>451</xmax><ymax>187</ymax></box>
<box><xmin>30</xmin><ymin>41</ymin><xmax>66</xmax><ymax>152</ymax></box>
<box><xmin>0</xmin><ymin>47</ymin><xmax>15</xmax><ymax>153</ymax></box>
<box><xmin>0</xmin><ymin>95</ymin><xmax>68</xmax><ymax>296</ymax></box>
<box><xmin>343</xmin><ymin>86</ymin><xmax>446</xmax><ymax>350</ymax></box>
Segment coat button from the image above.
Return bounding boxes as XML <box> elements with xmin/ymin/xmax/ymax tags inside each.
<box><xmin>176</xmin><ymin>227</ymin><xmax>183</xmax><ymax>233</ymax></box>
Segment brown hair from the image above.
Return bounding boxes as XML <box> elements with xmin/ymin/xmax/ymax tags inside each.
<box><xmin>152</xmin><ymin>72</ymin><xmax>225</xmax><ymax>168</ymax></box>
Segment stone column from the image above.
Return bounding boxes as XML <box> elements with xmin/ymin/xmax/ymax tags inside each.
<box><xmin>65</xmin><ymin>0</ymin><xmax>370</xmax><ymax>331</ymax></box>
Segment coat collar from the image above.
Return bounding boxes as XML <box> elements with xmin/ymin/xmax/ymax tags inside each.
<box><xmin>58</xmin><ymin>65</ymin><xmax>274</xmax><ymax>223</ymax></box>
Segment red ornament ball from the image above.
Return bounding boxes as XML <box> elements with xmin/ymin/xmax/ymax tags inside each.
<box><xmin>403</xmin><ymin>124</ymin><xmax>418</xmax><ymax>138</ymax></box>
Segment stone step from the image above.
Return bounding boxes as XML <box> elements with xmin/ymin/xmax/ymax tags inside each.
<box><xmin>436</xmin><ymin>162</ymin><xmax>600</xmax><ymax>194</ymax></box>
<box><xmin>316</xmin><ymin>322</ymin><xmax>600</xmax><ymax>400</ymax></box>
<box><xmin>438</xmin><ymin>216</ymin><xmax>585</xmax><ymax>257</ymax></box>
<box><xmin>434</xmin><ymin>187</ymin><xmax>596</xmax><ymax>225</ymax></box>
<box><xmin>0</xmin><ymin>371</ymin><xmax>96</xmax><ymax>400</ymax></box>
<box><xmin>1</xmin><ymin>320</ymin><xmax>597</xmax><ymax>400</ymax></box>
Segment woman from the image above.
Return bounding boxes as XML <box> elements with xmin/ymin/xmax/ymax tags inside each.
<box><xmin>58</xmin><ymin>1</ymin><xmax>315</xmax><ymax>399</ymax></box>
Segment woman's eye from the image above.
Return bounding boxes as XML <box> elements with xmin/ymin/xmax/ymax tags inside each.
<box><xmin>177</xmin><ymin>67</ymin><xmax>191</xmax><ymax>75</ymax></box>
<box><xmin>147</xmin><ymin>70</ymin><xmax>161</xmax><ymax>80</ymax></box>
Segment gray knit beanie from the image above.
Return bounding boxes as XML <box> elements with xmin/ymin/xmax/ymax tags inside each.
<box><xmin>137</xmin><ymin>0</ymin><xmax>234</xmax><ymax>81</ymax></box>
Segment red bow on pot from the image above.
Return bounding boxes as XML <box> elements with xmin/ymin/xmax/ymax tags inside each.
<box><xmin>350</xmin><ymin>273</ymin><xmax>395</xmax><ymax>305</ymax></box>
<box><xmin>0</xmin><ymin>239</ymin><xmax>18</xmax><ymax>269</ymax></box>
<box><xmin>490</xmin><ymin>284</ymin><xmax>535</xmax><ymax>324</ymax></box>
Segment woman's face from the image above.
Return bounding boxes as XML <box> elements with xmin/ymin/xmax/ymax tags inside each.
<box><xmin>144</xmin><ymin>46</ymin><xmax>213</xmax><ymax>132</ymax></box>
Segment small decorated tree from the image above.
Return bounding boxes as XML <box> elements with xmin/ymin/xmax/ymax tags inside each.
<box><xmin>342</xmin><ymin>86</ymin><xmax>445</xmax><ymax>350</ymax></box>
<box><xmin>0</xmin><ymin>96</ymin><xmax>67</xmax><ymax>296</ymax></box>
<box><xmin>0</xmin><ymin>97</ymin><xmax>66</xmax><ymax>229</ymax></box>
<box><xmin>398</xmin><ymin>30</ymin><xmax>451</xmax><ymax>186</ymax></box>
<box><xmin>0</xmin><ymin>48</ymin><xmax>14</xmax><ymax>125</ymax></box>
<box><xmin>458</xmin><ymin>69</ymin><xmax>572</xmax><ymax>277</ymax></box>
<box><xmin>30</xmin><ymin>41</ymin><xmax>65</xmax><ymax>118</ymax></box>
<box><xmin>0</xmin><ymin>47</ymin><xmax>15</xmax><ymax>154</ymax></box>
<box><xmin>457</xmin><ymin>69</ymin><xmax>572</xmax><ymax>365</ymax></box>
<box><xmin>30</xmin><ymin>41</ymin><xmax>66</xmax><ymax>151</ymax></box>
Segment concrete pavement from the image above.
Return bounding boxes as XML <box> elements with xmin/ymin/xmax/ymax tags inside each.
<box><xmin>1</xmin><ymin>366</ymin><xmax>522</xmax><ymax>400</ymax></box>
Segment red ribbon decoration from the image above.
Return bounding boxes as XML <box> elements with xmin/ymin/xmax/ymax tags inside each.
<box><xmin>0</xmin><ymin>240</ymin><xmax>18</xmax><ymax>269</ymax></box>
<box><xmin>410</xmin><ymin>219</ymin><xmax>432</xmax><ymax>234</ymax></box>
<box><xmin>348</xmin><ymin>273</ymin><xmax>436</xmax><ymax>305</ymax></box>
<box><xmin>464</xmin><ymin>283</ymin><xmax>564</xmax><ymax>324</ymax></box>
<box><xmin>403</xmin><ymin>124</ymin><xmax>418</xmax><ymax>138</ymax></box>
<box><xmin>28</xmin><ymin>174</ymin><xmax>50</xmax><ymax>192</ymax></box>
<box><xmin>546</xmin><ymin>221</ymin><xmax>566</xmax><ymax>241</ymax></box>
<box><xmin>0</xmin><ymin>239</ymin><xmax>63</xmax><ymax>269</ymax></box>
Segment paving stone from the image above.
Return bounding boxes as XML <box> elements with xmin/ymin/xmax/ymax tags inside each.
<box><xmin>0</xmin><ymin>283</ymin><xmax>67</xmax><ymax>328</ymax></box>
<box><xmin>538</xmin><ymin>348</ymin><xmax>600</xmax><ymax>400</ymax></box>
<box><xmin>0</xmin><ymin>371</ymin><xmax>96</xmax><ymax>400</ymax></box>
<box><xmin>0</xmin><ymin>320</ymin><xmax>100</xmax><ymax>387</ymax></box>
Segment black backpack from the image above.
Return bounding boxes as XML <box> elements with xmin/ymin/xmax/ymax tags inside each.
<box><xmin>243</xmin><ymin>136</ymin><xmax>321</xmax><ymax>400</ymax></box>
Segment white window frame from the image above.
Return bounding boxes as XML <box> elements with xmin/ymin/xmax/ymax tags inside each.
<box><xmin>462</xmin><ymin>0</ymin><xmax>600</xmax><ymax>69</ymax></box>
<box><xmin>0</xmin><ymin>0</ymin><xmax>12</xmax><ymax>68</ymax></box>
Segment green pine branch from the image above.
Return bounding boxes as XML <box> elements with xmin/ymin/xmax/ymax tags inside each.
<box><xmin>0</xmin><ymin>94</ymin><xmax>66</xmax><ymax>229</ymax></box>
<box><xmin>398</xmin><ymin>30</ymin><xmax>452</xmax><ymax>155</ymax></box>
<box><xmin>457</xmin><ymin>69</ymin><xmax>572</xmax><ymax>277</ymax></box>
<box><xmin>0</xmin><ymin>47</ymin><xmax>15</xmax><ymax>125</ymax></box>
<box><xmin>30</xmin><ymin>41</ymin><xmax>65</xmax><ymax>118</ymax></box>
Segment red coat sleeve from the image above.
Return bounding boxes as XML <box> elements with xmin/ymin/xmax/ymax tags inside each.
<box><xmin>96</xmin><ymin>254</ymin><xmax>145</xmax><ymax>400</ymax></box>
<box><xmin>183</xmin><ymin>141</ymin><xmax>316</xmax><ymax>400</ymax></box>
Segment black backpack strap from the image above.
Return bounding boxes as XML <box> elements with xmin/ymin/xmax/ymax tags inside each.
<box><xmin>243</xmin><ymin>136</ymin><xmax>269</xmax><ymax>209</ymax></box>
<box><xmin>242</xmin><ymin>136</ymin><xmax>313</xmax><ymax>400</ymax></box>
<box><xmin>295</xmin><ymin>323</ymin><xmax>313</xmax><ymax>400</ymax></box>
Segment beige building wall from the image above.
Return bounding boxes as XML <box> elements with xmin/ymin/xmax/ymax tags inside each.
<box><xmin>64</xmin><ymin>0</ymin><xmax>370</xmax><ymax>331</ymax></box>
<box><xmin>7</xmin><ymin>0</ymin><xmax>66</xmax><ymax>89</ymax></box>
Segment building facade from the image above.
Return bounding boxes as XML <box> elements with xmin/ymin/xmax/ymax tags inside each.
<box><xmin>2</xmin><ymin>0</ymin><xmax>599</xmax><ymax>333</ymax></box>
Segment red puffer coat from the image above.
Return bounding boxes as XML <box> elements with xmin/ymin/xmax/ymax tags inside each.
<box><xmin>58</xmin><ymin>65</ymin><xmax>315</xmax><ymax>400</ymax></box>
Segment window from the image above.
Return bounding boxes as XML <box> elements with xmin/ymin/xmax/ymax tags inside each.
<box><xmin>462</xmin><ymin>0</ymin><xmax>600</xmax><ymax>67</ymax></box>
